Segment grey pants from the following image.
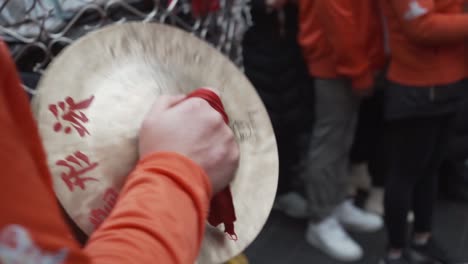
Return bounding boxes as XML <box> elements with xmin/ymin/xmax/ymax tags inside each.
<box><xmin>301</xmin><ymin>78</ymin><xmax>360</xmax><ymax>222</ymax></box>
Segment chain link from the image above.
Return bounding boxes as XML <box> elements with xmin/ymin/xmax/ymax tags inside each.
<box><xmin>0</xmin><ymin>0</ymin><xmax>251</xmax><ymax>81</ymax></box>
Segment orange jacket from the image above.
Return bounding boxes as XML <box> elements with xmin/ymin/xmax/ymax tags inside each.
<box><xmin>0</xmin><ymin>41</ymin><xmax>211</xmax><ymax>263</ymax></box>
<box><xmin>381</xmin><ymin>0</ymin><xmax>468</xmax><ymax>86</ymax></box>
<box><xmin>298</xmin><ymin>0</ymin><xmax>387</xmax><ymax>91</ymax></box>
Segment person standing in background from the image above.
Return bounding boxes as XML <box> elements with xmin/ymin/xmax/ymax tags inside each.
<box><xmin>243</xmin><ymin>0</ymin><xmax>313</xmax><ymax>218</ymax></box>
<box><xmin>297</xmin><ymin>0</ymin><xmax>385</xmax><ymax>261</ymax></box>
<box><xmin>379</xmin><ymin>0</ymin><xmax>468</xmax><ymax>263</ymax></box>
<box><xmin>349</xmin><ymin>81</ymin><xmax>387</xmax><ymax>216</ymax></box>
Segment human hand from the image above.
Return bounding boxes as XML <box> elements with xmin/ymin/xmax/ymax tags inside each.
<box><xmin>265</xmin><ymin>0</ymin><xmax>288</xmax><ymax>9</ymax></box>
<box><xmin>139</xmin><ymin>90</ymin><xmax>239</xmax><ymax>194</ymax></box>
<box><xmin>352</xmin><ymin>72</ymin><xmax>378</xmax><ymax>98</ymax></box>
<box><xmin>353</xmin><ymin>86</ymin><xmax>374</xmax><ymax>98</ymax></box>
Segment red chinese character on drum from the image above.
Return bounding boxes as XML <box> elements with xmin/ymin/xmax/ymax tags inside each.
<box><xmin>89</xmin><ymin>188</ymin><xmax>119</xmax><ymax>229</ymax></box>
<box><xmin>56</xmin><ymin>151</ymin><xmax>99</xmax><ymax>192</ymax></box>
<box><xmin>48</xmin><ymin>95</ymin><xmax>95</xmax><ymax>137</ymax></box>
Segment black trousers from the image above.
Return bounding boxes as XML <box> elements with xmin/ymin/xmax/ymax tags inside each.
<box><xmin>350</xmin><ymin>89</ymin><xmax>386</xmax><ymax>187</ymax></box>
<box><xmin>384</xmin><ymin>115</ymin><xmax>453</xmax><ymax>248</ymax></box>
<box><xmin>243</xmin><ymin>4</ymin><xmax>314</xmax><ymax>196</ymax></box>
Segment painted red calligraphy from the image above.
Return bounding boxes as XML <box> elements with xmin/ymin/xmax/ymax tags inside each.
<box><xmin>56</xmin><ymin>151</ymin><xmax>98</xmax><ymax>192</ymax></box>
<box><xmin>48</xmin><ymin>95</ymin><xmax>95</xmax><ymax>137</ymax></box>
<box><xmin>103</xmin><ymin>188</ymin><xmax>119</xmax><ymax>206</ymax></box>
<box><xmin>89</xmin><ymin>188</ymin><xmax>119</xmax><ymax>229</ymax></box>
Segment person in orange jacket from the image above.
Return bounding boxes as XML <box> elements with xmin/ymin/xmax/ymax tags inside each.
<box><xmin>0</xmin><ymin>40</ymin><xmax>239</xmax><ymax>264</ymax></box>
<box><xmin>379</xmin><ymin>0</ymin><xmax>468</xmax><ymax>263</ymax></box>
<box><xmin>296</xmin><ymin>0</ymin><xmax>385</xmax><ymax>262</ymax></box>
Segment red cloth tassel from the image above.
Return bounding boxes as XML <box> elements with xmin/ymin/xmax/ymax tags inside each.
<box><xmin>168</xmin><ymin>0</ymin><xmax>220</xmax><ymax>17</ymax></box>
<box><xmin>186</xmin><ymin>88</ymin><xmax>237</xmax><ymax>240</ymax></box>
<box><xmin>192</xmin><ymin>0</ymin><xmax>220</xmax><ymax>16</ymax></box>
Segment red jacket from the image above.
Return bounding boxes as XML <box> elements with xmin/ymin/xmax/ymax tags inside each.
<box><xmin>298</xmin><ymin>0</ymin><xmax>387</xmax><ymax>91</ymax></box>
<box><xmin>381</xmin><ymin>0</ymin><xmax>468</xmax><ymax>86</ymax></box>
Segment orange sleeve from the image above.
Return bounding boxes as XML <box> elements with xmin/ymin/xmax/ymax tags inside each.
<box><xmin>0</xmin><ymin>40</ymin><xmax>211</xmax><ymax>264</ymax></box>
<box><xmin>389</xmin><ymin>0</ymin><xmax>468</xmax><ymax>45</ymax></box>
<box><xmin>314</xmin><ymin>0</ymin><xmax>374</xmax><ymax>90</ymax></box>
<box><xmin>84</xmin><ymin>152</ymin><xmax>212</xmax><ymax>264</ymax></box>
<box><xmin>0</xmin><ymin>41</ymin><xmax>89</xmax><ymax>262</ymax></box>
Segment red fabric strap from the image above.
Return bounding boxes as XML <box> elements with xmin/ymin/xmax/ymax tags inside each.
<box><xmin>185</xmin><ymin>88</ymin><xmax>237</xmax><ymax>240</ymax></box>
<box><xmin>192</xmin><ymin>0</ymin><xmax>220</xmax><ymax>16</ymax></box>
<box><xmin>168</xmin><ymin>0</ymin><xmax>220</xmax><ymax>16</ymax></box>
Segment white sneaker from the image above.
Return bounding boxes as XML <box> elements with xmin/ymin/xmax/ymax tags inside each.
<box><xmin>306</xmin><ymin>216</ymin><xmax>363</xmax><ymax>262</ymax></box>
<box><xmin>407</xmin><ymin>211</ymin><xmax>414</xmax><ymax>223</ymax></box>
<box><xmin>273</xmin><ymin>192</ymin><xmax>308</xmax><ymax>219</ymax></box>
<box><xmin>335</xmin><ymin>200</ymin><xmax>383</xmax><ymax>232</ymax></box>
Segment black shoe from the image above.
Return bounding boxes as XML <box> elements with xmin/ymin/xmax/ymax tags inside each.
<box><xmin>411</xmin><ymin>238</ymin><xmax>456</xmax><ymax>264</ymax></box>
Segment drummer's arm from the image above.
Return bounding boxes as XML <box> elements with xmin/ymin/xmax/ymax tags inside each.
<box><xmin>84</xmin><ymin>152</ymin><xmax>212</xmax><ymax>264</ymax></box>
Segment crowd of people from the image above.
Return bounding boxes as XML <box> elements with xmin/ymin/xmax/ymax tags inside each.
<box><xmin>246</xmin><ymin>0</ymin><xmax>468</xmax><ymax>263</ymax></box>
